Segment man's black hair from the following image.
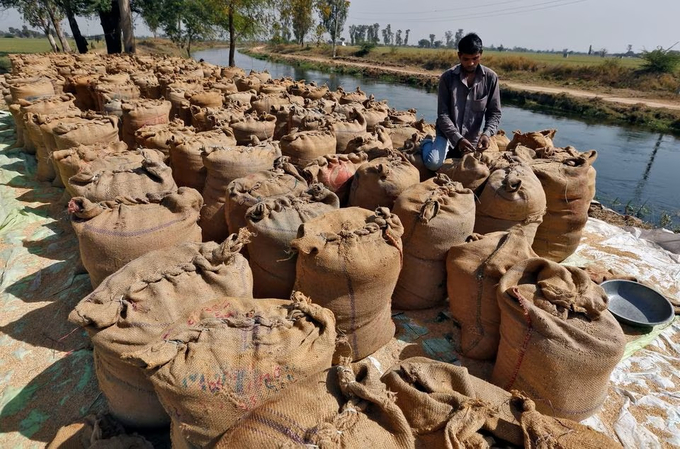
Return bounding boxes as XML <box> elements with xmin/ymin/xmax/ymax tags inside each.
<box><xmin>458</xmin><ymin>33</ymin><xmax>483</xmax><ymax>54</ymax></box>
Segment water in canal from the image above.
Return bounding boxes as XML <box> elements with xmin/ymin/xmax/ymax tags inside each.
<box><xmin>194</xmin><ymin>48</ymin><xmax>680</xmax><ymax>228</ymax></box>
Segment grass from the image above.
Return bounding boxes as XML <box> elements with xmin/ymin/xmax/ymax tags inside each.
<box><xmin>267</xmin><ymin>43</ymin><xmax>680</xmax><ymax>98</ymax></box>
<box><xmin>0</xmin><ymin>36</ymin><xmax>78</xmax><ymax>73</ymax></box>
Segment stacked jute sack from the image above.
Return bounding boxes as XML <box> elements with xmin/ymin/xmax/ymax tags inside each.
<box><xmin>3</xmin><ymin>54</ymin><xmax>625</xmax><ymax>447</ymax></box>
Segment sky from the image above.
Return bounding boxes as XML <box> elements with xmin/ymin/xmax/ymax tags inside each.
<box><xmin>0</xmin><ymin>0</ymin><xmax>678</xmax><ymax>54</ymax></box>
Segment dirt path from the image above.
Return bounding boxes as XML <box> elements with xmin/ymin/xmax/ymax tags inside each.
<box><xmin>250</xmin><ymin>47</ymin><xmax>680</xmax><ymax>112</ymax></box>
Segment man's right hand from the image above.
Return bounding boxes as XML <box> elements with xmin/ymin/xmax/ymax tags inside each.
<box><xmin>457</xmin><ymin>138</ymin><xmax>475</xmax><ymax>154</ymax></box>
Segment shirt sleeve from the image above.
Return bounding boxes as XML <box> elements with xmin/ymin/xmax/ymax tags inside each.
<box><xmin>436</xmin><ymin>71</ymin><xmax>463</xmax><ymax>145</ymax></box>
<box><xmin>482</xmin><ymin>73</ymin><xmax>502</xmax><ymax>137</ymax></box>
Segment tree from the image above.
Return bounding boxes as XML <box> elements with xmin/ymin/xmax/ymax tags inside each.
<box><xmin>395</xmin><ymin>29</ymin><xmax>402</xmax><ymax>46</ymax></box>
<box><xmin>418</xmin><ymin>38</ymin><xmax>430</xmax><ymax>48</ymax></box>
<box><xmin>136</xmin><ymin>0</ymin><xmax>163</xmax><ymax>38</ymax></box>
<box><xmin>99</xmin><ymin>0</ymin><xmax>121</xmax><ymax>53</ymax></box>
<box><xmin>404</xmin><ymin>28</ymin><xmax>409</xmax><ymax>46</ymax></box>
<box><xmin>429</xmin><ymin>33</ymin><xmax>434</xmax><ymax>47</ymax></box>
<box><xmin>290</xmin><ymin>0</ymin><xmax>314</xmax><ymax>47</ymax></box>
<box><xmin>444</xmin><ymin>30</ymin><xmax>453</xmax><ymax>48</ymax></box>
<box><xmin>434</xmin><ymin>40</ymin><xmax>442</xmax><ymax>48</ymax></box>
<box><xmin>315</xmin><ymin>0</ymin><xmax>349</xmax><ymax>58</ymax></box>
<box><xmin>454</xmin><ymin>28</ymin><xmax>464</xmax><ymax>47</ymax></box>
<box><xmin>118</xmin><ymin>0</ymin><xmax>134</xmax><ymax>52</ymax></box>
<box><xmin>161</xmin><ymin>0</ymin><xmax>217</xmax><ymax>57</ymax></box>
<box><xmin>641</xmin><ymin>47</ymin><xmax>680</xmax><ymax>73</ymax></box>
<box><xmin>213</xmin><ymin>0</ymin><xmax>275</xmax><ymax>67</ymax></box>
<box><xmin>497</xmin><ymin>43</ymin><xmax>504</xmax><ymax>52</ymax></box>
<box><xmin>348</xmin><ymin>24</ymin><xmax>355</xmax><ymax>45</ymax></box>
<box><xmin>381</xmin><ymin>24</ymin><xmax>392</xmax><ymax>46</ymax></box>
<box><xmin>10</xmin><ymin>0</ymin><xmax>60</xmax><ymax>51</ymax></box>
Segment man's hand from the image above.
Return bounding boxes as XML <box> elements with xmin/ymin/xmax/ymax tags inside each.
<box><xmin>477</xmin><ymin>134</ymin><xmax>490</xmax><ymax>151</ymax></box>
<box><xmin>457</xmin><ymin>138</ymin><xmax>475</xmax><ymax>154</ymax></box>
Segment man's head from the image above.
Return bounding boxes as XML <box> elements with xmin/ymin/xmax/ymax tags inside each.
<box><xmin>458</xmin><ymin>33</ymin><xmax>483</xmax><ymax>74</ymax></box>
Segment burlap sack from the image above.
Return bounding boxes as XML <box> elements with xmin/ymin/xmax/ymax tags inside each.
<box><xmin>186</xmin><ymin>90</ymin><xmax>223</xmax><ymax>109</ymax></box>
<box><xmin>69</xmin><ymin>74</ymin><xmax>98</xmax><ymax>110</ymax></box>
<box><xmin>235</xmin><ymin>74</ymin><xmax>262</xmax><ymax>92</ymax></box>
<box><xmin>52</xmin><ymin>142</ymin><xmax>133</xmax><ymax>194</ymax></box>
<box><xmin>492</xmin><ymin>130</ymin><xmax>510</xmax><ymax>151</ymax></box>
<box><xmin>345</xmin><ymin>125</ymin><xmax>393</xmax><ymax>156</ymax></box>
<box><xmin>437</xmin><ymin>153</ymin><xmax>491</xmax><ymax>192</ymax></box>
<box><xmin>392</xmin><ymin>175</ymin><xmax>475</xmax><ymax>310</ymax></box>
<box><xmin>124</xmin><ymin>292</ymin><xmax>336</xmax><ymax>448</ymax></box>
<box><xmin>381</xmin><ymin>120</ymin><xmax>424</xmax><ymax>150</ymax></box>
<box><xmin>280</xmin><ymin>129</ymin><xmax>337</xmax><ymax>168</ymax></box>
<box><xmin>302</xmin><ymin>152</ymin><xmax>369</xmax><ymax>205</ymax></box>
<box><xmin>47</xmin><ymin>413</ymin><xmax>154</xmax><ymax>449</ymax></box>
<box><xmin>134</xmin><ymin>119</ymin><xmax>195</xmax><ymax>162</ymax></box>
<box><xmin>200</xmin><ymin>140</ymin><xmax>280</xmax><ymax>242</ymax></box>
<box><xmin>19</xmin><ymin>93</ymin><xmax>76</xmax><ymax>156</ymax></box>
<box><xmin>216</xmin><ymin>360</ymin><xmax>415</xmax><ymax>449</ymax></box>
<box><xmin>226</xmin><ymin>160</ymin><xmax>308</xmax><ymax>234</ymax></box>
<box><xmin>289</xmin><ymin>81</ymin><xmax>329</xmax><ymax>100</ymax></box>
<box><xmin>338</xmin><ymin>86</ymin><xmax>368</xmax><ymax>104</ymax></box>
<box><xmin>38</xmin><ymin>112</ymin><xmax>85</xmax><ymax>180</ymax></box>
<box><xmin>93</xmin><ymin>82</ymin><xmax>140</xmax><ymax>112</ymax></box>
<box><xmin>512</xmin><ymin>393</ymin><xmax>623</xmax><ymax>449</ymax></box>
<box><xmin>259</xmin><ymin>80</ymin><xmax>288</xmax><ymax>95</ymax></box>
<box><xmin>53</xmin><ymin>116</ymin><xmax>120</xmax><ymax>150</ymax></box>
<box><xmin>190</xmin><ymin>105</ymin><xmax>244</xmax><ymax>131</ymax></box>
<box><xmin>446</xmin><ymin>226</ymin><xmax>538</xmax><ymax>360</ymax></box>
<box><xmin>69</xmin><ymin>187</ymin><xmax>203</xmax><ymax>288</ymax></box>
<box><xmin>531</xmin><ymin>151</ymin><xmax>598</xmax><ymax>262</ymax></box>
<box><xmin>331</xmin><ymin>110</ymin><xmax>368</xmax><ymax>152</ymax></box>
<box><xmin>381</xmin><ymin>357</ymin><xmax>523</xmax><ymax>448</ymax></box>
<box><xmin>26</xmin><ymin>111</ymin><xmax>80</xmax><ymax>181</ymax></box>
<box><xmin>121</xmin><ymin>99</ymin><xmax>172</xmax><ymax>148</ymax></box>
<box><xmin>292</xmin><ymin>207</ymin><xmax>403</xmax><ymax>361</ymax></box>
<box><xmin>491</xmin><ymin>258</ymin><xmax>626</xmax><ymax>421</ymax></box>
<box><xmin>400</xmin><ymin>134</ymin><xmax>434</xmax><ymax>181</ymax></box>
<box><xmin>506</xmin><ymin>129</ymin><xmax>557</xmax><ymax>151</ymax></box>
<box><xmin>224</xmin><ymin>89</ymin><xmax>256</xmax><ymax>107</ymax></box>
<box><xmin>230</xmin><ymin>113</ymin><xmax>276</xmax><ymax>144</ymax></box>
<box><xmin>246</xmin><ymin>185</ymin><xmax>340</xmax><ymax>298</ymax></box>
<box><xmin>349</xmin><ymin>152</ymin><xmax>420</xmax><ymax>210</ymax></box>
<box><xmin>364</xmin><ymin>106</ymin><xmax>390</xmax><ymax>132</ymax></box>
<box><xmin>68</xmin><ymin>150</ymin><xmax>177</xmax><ymax>203</ymax></box>
<box><xmin>474</xmin><ymin>163</ymin><xmax>546</xmax><ymax>244</ymax></box>
<box><xmin>9</xmin><ymin>76</ymin><xmax>55</xmax><ymax>102</ymax></box>
<box><xmin>221</xmin><ymin>66</ymin><xmax>246</xmax><ymax>79</ymax></box>
<box><xmin>168</xmin><ymin>128</ymin><xmax>235</xmax><ymax>191</ymax></box>
<box><xmin>68</xmin><ymin>232</ymin><xmax>253</xmax><ymax>428</ymax></box>
<box><xmin>251</xmin><ymin>92</ymin><xmax>295</xmax><ymax>114</ymax></box>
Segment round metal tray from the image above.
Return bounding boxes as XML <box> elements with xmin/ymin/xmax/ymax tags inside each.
<box><xmin>601</xmin><ymin>279</ymin><xmax>674</xmax><ymax>327</ymax></box>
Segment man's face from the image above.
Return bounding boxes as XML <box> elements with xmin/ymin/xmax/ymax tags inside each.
<box><xmin>458</xmin><ymin>52</ymin><xmax>482</xmax><ymax>74</ymax></box>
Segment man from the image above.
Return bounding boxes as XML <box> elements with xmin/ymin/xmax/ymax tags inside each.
<box><xmin>422</xmin><ymin>32</ymin><xmax>502</xmax><ymax>171</ymax></box>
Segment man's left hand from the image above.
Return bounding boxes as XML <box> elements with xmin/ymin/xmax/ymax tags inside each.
<box><xmin>477</xmin><ymin>135</ymin><xmax>490</xmax><ymax>151</ymax></box>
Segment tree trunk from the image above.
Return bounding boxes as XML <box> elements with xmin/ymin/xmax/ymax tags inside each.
<box><xmin>228</xmin><ymin>6</ymin><xmax>236</xmax><ymax>67</ymax></box>
<box><xmin>46</xmin><ymin>4</ymin><xmax>72</xmax><ymax>52</ymax></box>
<box><xmin>45</xmin><ymin>29</ymin><xmax>59</xmax><ymax>52</ymax></box>
<box><xmin>99</xmin><ymin>1</ymin><xmax>122</xmax><ymax>54</ymax></box>
<box><xmin>118</xmin><ymin>0</ymin><xmax>135</xmax><ymax>53</ymax></box>
<box><xmin>63</xmin><ymin>0</ymin><xmax>89</xmax><ymax>53</ymax></box>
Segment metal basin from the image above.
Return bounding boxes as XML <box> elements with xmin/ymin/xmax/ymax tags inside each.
<box><xmin>601</xmin><ymin>280</ymin><xmax>674</xmax><ymax>327</ymax></box>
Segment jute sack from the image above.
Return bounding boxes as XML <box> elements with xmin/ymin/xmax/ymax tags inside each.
<box><xmin>224</xmin><ymin>89</ymin><xmax>256</xmax><ymax>108</ymax></box>
<box><xmin>250</xmin><ymin>92</ymin><xmax>294</xmax><ymax>114</ymax></box>
<box><xmin>235</xmin><ymin>74</ymin><xmax>262</xmax><ymax>92</ymax></box>
<box><xmin>289</xmin><ymin>81</ymin><xmax>329</xmax><ymax>100</ymax></box>
<box><xmin>230</xmin><ymin>112</ymin><xmax>276</xmax><ymax>144</ymax></box>
<box><xmin>349</xmin><ymin>152</ymin><xmax>420</xmax><ymax>210</ymax></box>
<box><xmin>26</xmin><ymin>110</ymin><xmax>80</xmax><ymax>181</ymax></box>
<box><xmin>512</xmin><ymin>393</ymin><xmax>624</xmax><ymax>449</ymax></box>
<box><xmin>491</xmin><ymin>258</ymin><xmax>626</xmax><ymax>421</ymax></box>
<box><xmin>221</xmin><ymin>66</ymin><xmax>246</xmax><ymax>79</ymax></box>
<box><xmin>18</xmin><ymin>93</ymin><xmax>76</xmax><ymax>156</ymax></box>
<box><xmin>392</xmin><ymin>175</ymin><xmax>475</xmax><ymax>310</ymax></box>
<box><xmin>68</xmin><ymin>232</ymin><xmax>253</xmax><ymax>429</ymax></box>
<box><xmin>124</xmin><ymin>292</ymin><xmax>337</xmax><ymax>448</ymax></box>
<box><xmin>92</xmin><ymin>82</ymin><xmax>140</xmax><ymax>112</ymax></box>
<box><xmin>438</xmin><ymin>153</ymin><xmax>491</xmax><ymax>193</ymax></box>
<box><xmin>388</xmin><ymin>108</ymin><xmax>418</xmax><ymax>125</ymax></box>
<box><xmin>9</xmin><ymin>76</ymin><xmax>55</xmax><ymax>103</ymax></box>
<box><xmin>531</xmin><ymin>151</ymin><xmax>598</xmax><ymax>262</ymax></box>
<box><xmin>506</xmin><ymin>129</ymin><xmax>557</xmax><ymax>151</ymax></box>
<box><xmin>344</xmin><ymin>125</ymin><xmax>393</xmax><ymax>156</ymax></box>
<box><xmin>134</xmin><ymin>119</ymin><xmax>195</xmax><ymax>162</ymax></box>
<box><xmin>186</xmin><ymin>90</ymin><xmax>223</xmax><ymax>109</ymax></box>
<box><xmin>258</xmin><ymin>80</ymin><xmax>288</xmax><ymax>95</ymax></box>
<box><xmin>280</xmin><ymin>128</ymin><xmax>337</xmax><ymax>168</ymax></box>
<box><xmin>246</xmin><ymin>185</ymin><xmax>340</xmax><ymax>298</ymax></box>
<box><xmin>381</xmin><ymin>119</ymin><xmax>424</xmax><ymax>150</ymax></box>
<box><xmin>8</xmin><ymin>103</ymin><xmax>27</xmax><ymax>150</ymax></box>
<box><xmin>53</xmin><ymin>116</ymin><xmax>120</xmax><ymax>150</ymax></box>
<box><xmin>474</xmin><ymin>163</ymin><xmax>546</xmax><ymax>244</ymax></box>
<box><xmin>400</xmin><ymin>134</ymin><xmax>433</xmax><ymax>181</ymax></box>
<box><xmin>363</xmin><ymin>104</ymin><xmax>390</xmax><ymax>132</ymax></box>
<box><xmin>68</xmin><ymin>150</ymin><xmax>177</xmax><ymax>203</ymax></box>
<box><xmin>69</xmin><ymin>187</ymin><xmax>203</xmax><ymax>288</ymax></box>
<box><xmin>226</xmin><ymin>160</ymin><xmax>308</xmax><ymax>234</ymax></box>
<box><xmin>302</xmin><ymin>152</ymin><xmax>369</xmax><ymax>205</ymax></box>
<box><xmin>216</xmin><ymin>360</ymin><xmax>415</xmax><ymax>449</ymax></box>
<box><xmin>446</xmin><ymin>226</ymin><xmax>538</xmax><ymax>360</ymax></box>
<box><xmin>168</xmin><ymin>128</ymin><xmax>236</xmax><ymax>192</ymax></box>
<box><xmin>292</xmin><ymin>207</ymin><xmax>404</xmax><ymax>361</ymax></box>
<box><xmin>492</xmin><ymin>130</ymin><xmax>510</xmax><ymax>151</ymax></box>
<box><xmin>38</xmin><ymin>112</ymin><xmax>85</xmax><ymax>181</ymax></box>
<box><xmin>331</xmin><ymin>110</ymin><xmax>368</xmax><ymax>152</ymax></box>
<box><xmin>381</xmin><ymin>357</ymin><xmax>523</xmax><ymax>448</ymax></box>
<box><xmin>338</xmin><ymin>86</ymin><xmax>368</xmax><ymax>104</ymax></box>
<box><xmin>52</xmin><ymin>142</ymin><xmax>133</xmax><ymax>195</ymax></box>
<box><xmin>200</xmin><ymin>140</ymin><xmax>280</xmax><ymax>242</ymax></box>
<box><xmin>121</xmin><ymin>99</ymin><xmax>172</xmax><ymax>148</ymax></box>
<box><xmin>47</xmin><ymin>413</ymin><xmax>154</xmax><ymax>449</ymax></box>
<box><xmin>69</xmin><ymin>74</ymin><xmax>98</xmax><ymax>110</ymax></box>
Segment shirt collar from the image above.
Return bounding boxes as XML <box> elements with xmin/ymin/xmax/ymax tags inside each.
<box><xmin>452</xmin><ymin>63</ymin><xmax>486</xmax><ymax>77</ymax></box>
